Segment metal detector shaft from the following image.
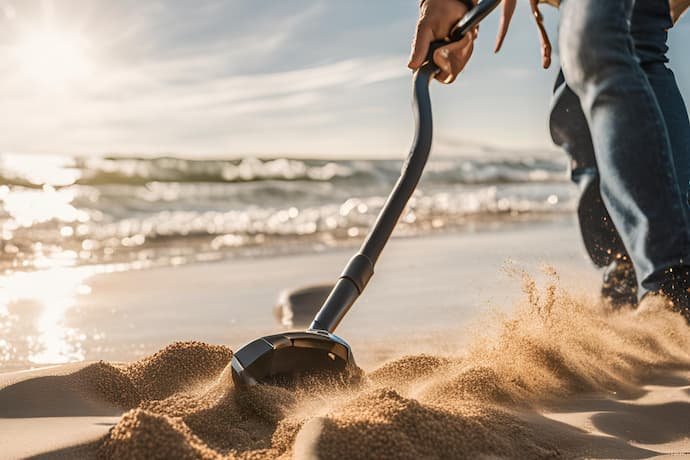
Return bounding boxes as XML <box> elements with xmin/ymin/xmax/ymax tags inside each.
<box><xmin>309</xmin><ymin>0</ymin><xmax>501</xmax><ymax>333</ymax></box>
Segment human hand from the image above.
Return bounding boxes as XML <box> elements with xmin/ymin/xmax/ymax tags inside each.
<box><xmin>407</xmin><ymin>0</ymin><xmax>478</xmax><ymax>84</ymax></box>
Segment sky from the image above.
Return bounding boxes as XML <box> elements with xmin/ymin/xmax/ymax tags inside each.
<box><xmin>0</xmin><ymin>0</ymin><xmax>689</xmax><ymax>158</ymax></box>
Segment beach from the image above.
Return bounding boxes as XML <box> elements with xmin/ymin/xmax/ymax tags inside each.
<box><xmin>2</xmin><ymin>0</ymin><xmax>690</xmax><ymax>454</ymax></box>
<box><xmin>1</xmin><ymin>219</ymin><xmax>592</xmax><ymax>371</ymax></box>
<box><xmin>2</xmin><ymin>220</ymin><xmax>690</xmax><ymax>458</ymax></box>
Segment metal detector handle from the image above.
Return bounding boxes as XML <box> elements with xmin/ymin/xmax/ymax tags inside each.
<box><xmin>309</xmin><ymin>0</ymin><xmax>501</xmax><ymax>334</ymax></box>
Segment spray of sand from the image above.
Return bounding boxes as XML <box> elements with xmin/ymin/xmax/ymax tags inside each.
<box><xmin>82</xmin><ymin>269</ymin><xmax>690</xmax><ymax>459</ymax></box>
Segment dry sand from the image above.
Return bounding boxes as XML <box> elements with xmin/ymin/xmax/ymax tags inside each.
<box><xmin>2</xmin><ymin>271</ymin><xmax>690</xmax><ymax>459</ymax></box>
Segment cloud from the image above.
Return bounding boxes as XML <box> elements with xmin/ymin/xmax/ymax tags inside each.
<box><xmin>144</xmin><ymin>56</ymin><xmax>409</xmax><ymax>110</ymax></box>
<box><xmin>7</xmin><ymin>0</ymin><xmax>668</xmax><ymax>155</ymax></box>
<box><xmin>0</xmin><ymin>0</ymin><xmax>412</xmax><ymax>155</ymax></box>
<box><xmin>0</xmin><ymin>51</ymin><xmax>409</xmax><ymax>154</ymax></box>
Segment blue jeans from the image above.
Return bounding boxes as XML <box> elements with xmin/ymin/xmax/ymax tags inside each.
<box><xmin>551</xmin><ymin>0</ymin><xmax>690</xmax><ymax>297</ymax></box>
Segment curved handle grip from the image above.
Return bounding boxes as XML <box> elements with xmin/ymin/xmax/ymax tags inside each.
<box><xmin>424</xmin><ymin>0</ymin><xmax>502</xmax><ymax>72</ymax></box>
<box><xmin>308</xmin><ymin>0</ymin><xmax>502</xmax><ymax>334</ymax></box>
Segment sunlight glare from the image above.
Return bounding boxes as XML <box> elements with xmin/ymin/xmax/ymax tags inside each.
<box><xmin>14</xmin><ymin>28</ymin><xmax>92</xmax><ymax>87</ymax></box>
<box><xmin>2</xmin><ymin>186</ymin><xmax>88</xmax><ymax>228</ymax></box>
<box><xmin>0</xmin><ymin>267</ymin><xmax>94</xmax><ymax>365</ymax></box>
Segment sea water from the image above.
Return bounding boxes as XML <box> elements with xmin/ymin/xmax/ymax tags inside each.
<box><xmin>0</xmin><ymin>153</ymin><xmax>575</xmax><ymax>272</ymax></box>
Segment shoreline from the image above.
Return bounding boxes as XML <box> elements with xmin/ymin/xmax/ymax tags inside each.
<box><xmin>1</xmin><ymin>218</ymin><xmax>597</xmax><ymax>373</ymax></box>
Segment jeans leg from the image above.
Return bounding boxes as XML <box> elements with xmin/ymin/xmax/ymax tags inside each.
<box><xmin>550</xmin><ymin>71</ymin><xmax>628</xmax><ymax>268</ymax></box>
<box><xmin>559</xmin><ymin>0</ymin><xmax>690</xmax><ymax>296</ymax></box>
<box><xmin>647</xmin><ymin>69</ymin><xmax>690</xmax><ymax>209</ymax></box>
<box><xmin>631</xmin><ymin>0</ymin><xmax>690</xmax><ymax>213</ymax></box>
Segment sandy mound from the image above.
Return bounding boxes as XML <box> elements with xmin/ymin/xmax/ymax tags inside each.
<box><xmin>88</xmin><ymin>270</ymin><xmax>690</xmax><ymax>458</ymax></box>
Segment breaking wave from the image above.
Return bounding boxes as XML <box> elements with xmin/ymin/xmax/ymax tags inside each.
<box><xmin>0</xmin><ymin>153</ymin><xmax>574</xmax><ymax>271</ymax></box>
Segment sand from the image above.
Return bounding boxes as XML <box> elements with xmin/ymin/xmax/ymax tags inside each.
<box><xmin>3</xmin><ymin>270</ymin><xmax>690</xmax><ymax>459</ymax></box>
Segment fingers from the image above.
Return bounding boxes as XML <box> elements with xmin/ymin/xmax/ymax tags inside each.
<box><xmin>495</xmin><ymin>0</ymin><xmax>517</xmax><ymax>53</ymax></box>
<box><xmin>408</xmin><ymin>0</ymin><xmax>471</xmax><ymax>71</ymax></box>
<box><xmin>432</xmin><ymin>33</ymin><xmax>475</xmax><ymax>84</ymax></box>
<box><xmin>494</xmin><ymin>0</ymin><xmax>552</xmax><ymax>69</ymax></box>
<box><xmin>408</xmin><ymin>20</ymin><xmax>435</xmax><ymax>70</ymax></box>
<box><xmin>434</xmin><ymin>47</ymin><xmax>453</xmax><ymax>82</ymax></box>
<box><xmin>529</xmin><ymin>0</ymin><xmax>552</xmax><ymax>68</ymax></box>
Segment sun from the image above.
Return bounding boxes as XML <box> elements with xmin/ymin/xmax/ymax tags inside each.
<box><xmin>13</xmin><ymin>28</ymin><xmax>92</xmax><ymax>87</ymax></box>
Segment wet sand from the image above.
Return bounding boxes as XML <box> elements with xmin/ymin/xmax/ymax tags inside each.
<box><xmin>1</xmin><ymin>220</ymin><xmax>598</xmax><ymax>371</ymax></box>
<box><xmin>2</xmin><ymin>220</ymin><xmax>690</xmax><ymax>458</ymax></box>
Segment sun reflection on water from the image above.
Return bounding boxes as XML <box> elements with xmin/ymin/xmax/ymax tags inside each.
<box><xmin>3</xmin><ymin>185</ymin><xmax>88</xmax><ymax>228</ymax></box>
<box><xmin>0</xmin><ymin>265</ymin><xmax>95</xmax><ymax>367</ymax></box>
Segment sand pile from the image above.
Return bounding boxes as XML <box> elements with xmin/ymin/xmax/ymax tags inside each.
<box><xmin>0</xmin><ymin>341</ymin><xmax>233</xmax><ymax>418</ymax></box>
<box><xmin>93</xmin><ymin>270</ymin><xmax>690</xmax><ymax>459</ymax></box>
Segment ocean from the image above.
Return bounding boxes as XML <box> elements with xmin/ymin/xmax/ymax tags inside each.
<box><xmin>0</xmin><ymin>153</ymin><xmax>576</xmax><ymax>273</ymax></box>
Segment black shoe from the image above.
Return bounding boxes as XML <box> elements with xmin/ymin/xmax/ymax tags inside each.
<box><xmin>601</xmin><ymin>256</ymin><xmax>638</xmax><ymax>308</ymax></box>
